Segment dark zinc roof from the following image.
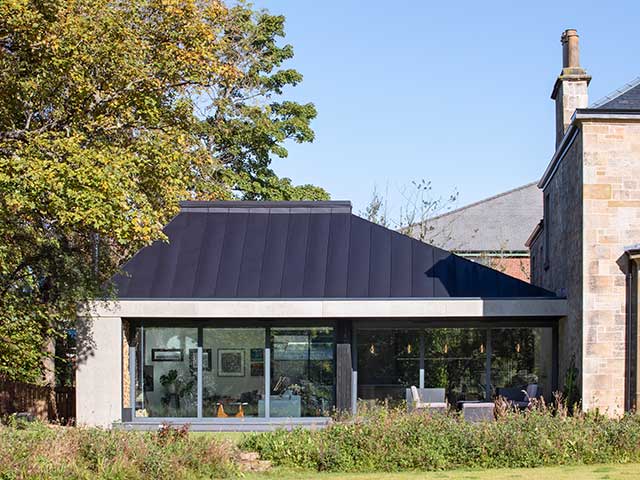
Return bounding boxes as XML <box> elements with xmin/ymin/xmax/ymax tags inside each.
<box><xmin>113</xmin><ymin>201</ymin><xmax>554</xmax><ymax>299</ymax></box>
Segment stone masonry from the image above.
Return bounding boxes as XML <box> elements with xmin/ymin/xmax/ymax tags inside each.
<box><xmin>530</xmin><ymin>29</ymin><xmax>640</xmax><ymax>415</ymax></box>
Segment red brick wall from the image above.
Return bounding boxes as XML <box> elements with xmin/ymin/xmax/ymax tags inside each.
<box><xmin>466</xmin><ymin>255</ymin><xmax>531</xmax><ymax>282</ymax></box>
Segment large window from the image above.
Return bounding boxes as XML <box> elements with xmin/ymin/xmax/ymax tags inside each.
<box><xmin>357</xmin><ymin>329</ymin><xmax>419</xmax><ymax>403</ymax></box>
<box><xmin>136</xmin><ymin>327</ymin><xmax>198</xmax><ymax>418</ymax></box>
<box><xmin>356</xmin><ymin>326</ymin><xmax>554</xmax><ymax>406</ymax></box>
<box><xmin>424</xmin><ymin>328</ymin><xmax>486</xmax><ymax>404</ymax></box>
<box><xmin>270</xmin><ymin>328</ymin><xmax>335</xmax><ymax>417</ymax></box>
<box><xmin>202</xmin><ymin>328</ymin><xmax>265</xmax><ymax>418</ymax></box>
<box><xmin>491</xmin><ymin>327</ymin><xmax>553</xmax><ymax>400</ymax></box>
<box><xmin>132</xmin><ymin>323</ymin><xmax>335</xmax><ymax>419</ymax></box>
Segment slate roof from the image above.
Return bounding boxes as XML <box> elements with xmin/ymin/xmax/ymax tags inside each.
<box><xmin>408</xmin><ymin>183</ymin><xmax>542</xmax><ymax>252</ymax></box>
<box><xmin>113</xmin><ymin>201</ymin><xmax>553</xmax><ymax>299</ymax></box>
<box><xmin>591</xmin><ymin>77</ymin><xmax>640</xmax><ymax>110</ymax></box>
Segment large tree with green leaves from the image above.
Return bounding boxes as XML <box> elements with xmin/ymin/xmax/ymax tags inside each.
<box><xmin>0</xmin><ymin>0</ymin><xmax>327</xmax><ymax>384</ymax></box>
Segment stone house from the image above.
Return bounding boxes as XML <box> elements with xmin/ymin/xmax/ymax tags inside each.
<box><xmin>528</xmin><ymin>29</ymin><xmax>640</xmax><ymax>414</ymax></box>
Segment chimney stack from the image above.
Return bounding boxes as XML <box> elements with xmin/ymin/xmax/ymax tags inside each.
<box><xmin>562</xmin><ymin>29</ymin><xmax>580</xmax><ymax>68</ymax></box>
<box><xmin>551</xmin><ymin>29</ymin><xmax>591</xmax><ymax>147</ymax></box>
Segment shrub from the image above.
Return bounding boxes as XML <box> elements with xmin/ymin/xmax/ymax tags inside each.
<box><xmin>0</xmin><ymin>422</ymin><xmax>239</xmax><ymax>479</ymax></box>
<box><xmin>240</xmin><ymin>404</ymin><xmax>640</xmax><ymax>473</ymax></box>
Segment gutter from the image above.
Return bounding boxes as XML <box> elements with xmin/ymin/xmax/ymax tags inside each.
<box><xmin>525</xmin><ymin>220</ymin><xmax>544</xmax><ymax>248</ymax></box>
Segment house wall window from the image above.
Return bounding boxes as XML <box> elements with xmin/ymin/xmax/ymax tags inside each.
<box><xmin>136</xmin><ymin>327</ymin><xmax>198</xmax><ymax>418</ymax></box>
<box><xmin>356</xmin><ymin>326</ymin><xmax>555</xmax><ymax>406</ymax></box>
<box><xmin>356</xmin><ymin>329</ymin><xmax>420</xmax><ymax>404</ymax></box>
<box><xmin>491</xmin><ymin>327</ymin><xmax>553</xmax><ymax>401</ymax></box>
<box><xmin>202</xmin><ymin>328</ymin><xmax>265</xmax><ymax>418</ymax></box>
<box><xmin>270</xmin><ymin>327</ymin><xmax>335</xmax><ymax>417</ymax></box>
<box><xmin>131</xmin><ymin>322</ymin><xmax>335</xmax><ymax>419</ymax></box>
<box><xmin>423</xmin><ymin>328</ymin><xmax>487</xmax><ymax>404</ymax></box>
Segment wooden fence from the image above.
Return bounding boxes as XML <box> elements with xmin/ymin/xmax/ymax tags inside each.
<box><xmin>0</xmin><ymin>377</ymin><xmax>75</xmax><ymax>424</ymax></box>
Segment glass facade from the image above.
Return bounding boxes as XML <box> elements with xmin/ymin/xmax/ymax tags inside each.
<box><xmin>357</xmin><ymin>326</ymin><xmax>554</xmax><ymax>405</ymax></box>
<box><xmin>132</xmin><ymin>323</ymin><xmax>335</xmax><ymax>419</ymax></box>
<box><xmin>490</xmin><ymin>327</ymin><xmax>553</xmax><ymax>400</ymax></box>
<box><xmin>357</xmin><ymin>330</ymin><xmax>419</xmax><ymax>403</ymax></box>
<box><xmin>424</xmin><ymin>328</ymin><xmax>487</xmax><ymax>404</ymax></box>
<box><xmin>129</xmin><ymin>322</ymin><xmax>555</xmax><ymax>419</ymax></box>
<box><xmin>271</xmin><ymin>328</ymin><xmax>335</xmax><ymax>417</ymax></box>
<box><xmin>202</xmin><ymin>328</ymin><xmax>265</xmax><ymax>418</ymax></box>
<box><xmin>136</xmin><ymin>327</ymin><xmax>198</xmax><ymax>418</ymax></box>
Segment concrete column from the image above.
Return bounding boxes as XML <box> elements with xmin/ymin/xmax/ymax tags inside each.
<box><xmin>76</xmin><ymin>316</ymin><xmax>122</xmax><ymax>427</ymax></box>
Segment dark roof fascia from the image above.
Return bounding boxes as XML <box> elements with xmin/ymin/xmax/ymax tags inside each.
<box><xmin>538</xmin><ymin>124</ymin><xmax>579</xmax><ymax>190</ymax></box>
<box><xmin>573</xmin><ymin>109</ymin><xmax>640</xmax><ymax>120</ymax></box>
<box><xmin>179</xmin><ymin>200</ymin><xmax>352</xmax><ymax>214</ymax></box>
<box><xmin>180</xmin><ymin>200</ymin><xmax>351</xmax><ymax>209</ymax></box>
<box><xmin>525</xmin><ymin>220</ymin><xmax>543</xmax><ymax>248</ymax></box>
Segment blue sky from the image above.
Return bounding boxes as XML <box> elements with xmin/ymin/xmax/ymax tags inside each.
<box><xmin>254</xmin><ymin>0</ymin><xmax>639</xmax><ymax>217</ymax></box>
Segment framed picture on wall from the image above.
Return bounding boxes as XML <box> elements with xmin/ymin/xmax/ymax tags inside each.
<box><xmin>217</xmin><ymin>349</ymin><xmax>245</xmax><ymax>377</ymax></box>
<box><xmin>250</xmin><ymin>363</ymin><xmax>264</xmax><ymax>377</ymax></box>
<box><xmin>188</xmin><ymin>348</ymin><xmax>212</xmax><ymax>371</ymax></box>
<box><xmin>250</xmin><ymin>348</ymin><xmax>264</xmax><ymax>362</ymax></box>
<box><xmin>151</xmin><ymin>348</ymin><xmax>183</xmax><ymax>362</ymax></box>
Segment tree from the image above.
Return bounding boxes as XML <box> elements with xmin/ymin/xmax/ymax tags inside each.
<box><xmin>363</xmin><ymin>180</ymin><xmax>459</xmax><ymax>245</ymax></box>
<box><xmin>0</xmin><ymin>0</ymin><xmax>326</xmax><ymax>384</ymax></box>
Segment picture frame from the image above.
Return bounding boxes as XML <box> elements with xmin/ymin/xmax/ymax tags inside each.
<box><xmin>250</xmin><ymin>348</ymin><xmax>264</xmax><ymax>362</ymax></box>
<box><xmin>217</xmin><ymin>349</ymin><xmax>245</xmax><ymax>377</ymax></box>
<box><xmin>188</xmin><ymin>348</ymin><xmax>212</xmax><ymax>371</ymax></box>
<box><xmin>250</xmin><ymin>363</ymin><xmax>264</xmax><ymax>377</ymax></box>
<box><xmin>151</xmin><ymin>348</ymin><xmax>183</xmax><ymax>362</ymax></box>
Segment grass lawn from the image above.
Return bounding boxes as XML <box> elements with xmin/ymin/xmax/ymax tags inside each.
<box><xmin>242</xmin><ymin>464</ymin><xmax>640</xmax><ymax>479</ymax></box>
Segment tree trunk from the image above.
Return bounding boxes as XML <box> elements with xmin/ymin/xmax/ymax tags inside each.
<box><xmin>43</xmin><ymin>337</ymin><xmax>58</xmax><ymax>421</ymax></box>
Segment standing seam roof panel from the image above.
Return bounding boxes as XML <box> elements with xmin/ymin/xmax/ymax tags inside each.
<box><xmin>112</xmin><ymin>202</ymin><xmax>556</xmax><ymax>299</ymax></box>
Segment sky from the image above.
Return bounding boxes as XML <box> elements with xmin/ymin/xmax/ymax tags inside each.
<box><xmin>252</xmin><ymin>0</ymin><xmax>640</xmax><ymax>218</ymax></box>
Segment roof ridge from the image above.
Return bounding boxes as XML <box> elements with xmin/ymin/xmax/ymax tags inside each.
<box><xmin>590</xmin><ymin>76</ymin><xmax>640</xmax><ymax>108</ymax></box>
<box><xmin>180</xmin><ymin>200</ymin><xmax>352</xmax><ymax>211</ymax></box>
<box><xmin>427</xmin><ymin>181</ymin><xmax>539</xmax><ymax>222</ymax></box>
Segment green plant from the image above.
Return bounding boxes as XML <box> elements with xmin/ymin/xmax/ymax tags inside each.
<box><xmin>0</xmin><ymin>422</ymin><xmax>238</xmax><ymax>479</ymax></box>
<box><xmin>563</xmin><ymin>356</ymin><xmax>581</xmax><ymax>414</ymax></box>
<box><xmin>240</xmin><ymin>403</ymin><xmax>640</xmax><ymax>473</ymax></box>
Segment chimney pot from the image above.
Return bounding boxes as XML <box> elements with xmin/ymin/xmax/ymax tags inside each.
<box><xmin>561</xmin><ymin>29</ymin><xmax>580</xmax><ymax>68</ymax></box>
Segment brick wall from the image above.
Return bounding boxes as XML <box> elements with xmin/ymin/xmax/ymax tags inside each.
<box><xmin>468</xmin><ymin>255</ymin><xmax>531</xmax><ymax>282</ymax></box>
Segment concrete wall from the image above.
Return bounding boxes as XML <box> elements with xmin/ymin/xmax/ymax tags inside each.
<box><xmin>76</xmin><ymin>316</ymin><xmax>122</xmax><ymax>427</ymax></box>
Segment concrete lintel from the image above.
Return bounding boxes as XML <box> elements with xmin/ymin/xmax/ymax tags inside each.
<box><xmin>86</xmin><ymin>298</ymin><xmax>567</xmax><ymax>319</ymax></box>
